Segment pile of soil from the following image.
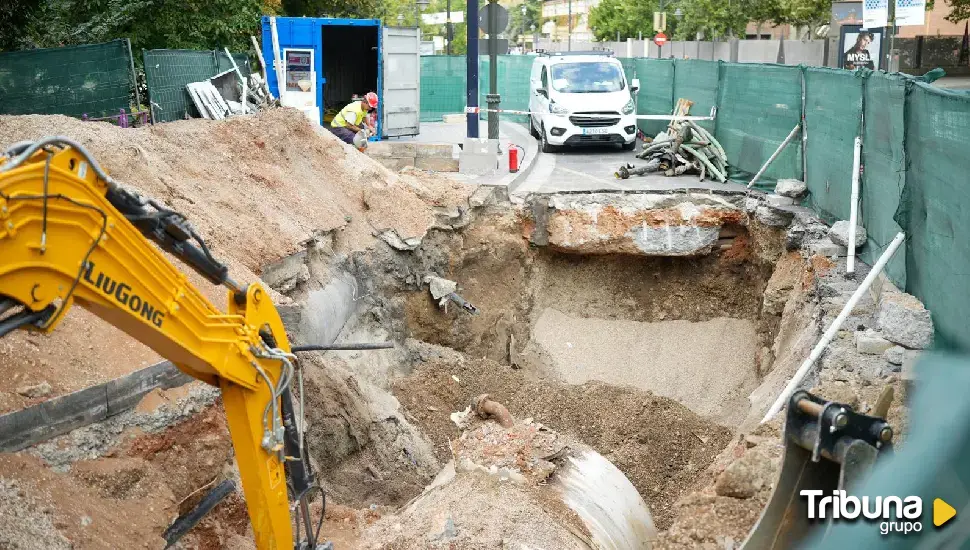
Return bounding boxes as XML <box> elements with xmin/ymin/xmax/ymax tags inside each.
<box><xmin>0</xmin><ymin>108</ymin><xmax>474</xmax><ymax>412</ymax></box>
<box><xmin>393</xmin><ymin>341</ymin><xmax>733</xmax><ymax>529</ymax></box>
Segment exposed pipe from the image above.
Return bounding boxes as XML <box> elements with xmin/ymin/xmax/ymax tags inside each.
<box><xmin>269</xmin><ymin>17</ymin><xmax>285</xmax><ymax>98</ymax></box>
<box><xmin>847</xmin><ymin>136</ymin><xmax>862</xmax><ymax>275</ymax></box>
<box><xmin>761</xmin><ymin>231</ymin><xmax>906</xmax><ymax>424</ymax></box>
<box><xmin>473</xmin><ymin>394</ymin><xmax>514</xmax><ymax>427</ymax></box>
<box><xmin>747</xmin><ymin>123</ymin><xmax>801</xmax><ymax>189</ymax></box>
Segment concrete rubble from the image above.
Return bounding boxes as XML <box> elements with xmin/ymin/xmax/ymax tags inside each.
<box><xmin>875</xmin><ymin>290</ymin><xmax>935</xmax><ymax>349</ymax></box>
<box><xmin>774</xmin><ymin>178</ymin><xmax>807</xmax><ymax>198</ymax></box>
<box><xmin>829</xmin><ymin>220</ymin><xmax>867</xmax><ymax>248</ymax></box>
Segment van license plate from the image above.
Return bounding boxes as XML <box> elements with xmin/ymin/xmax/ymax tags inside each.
<box><xmin>582</xmin><ymin>128</ymin><xmax>609</xmax><ymax>135</ymax></box>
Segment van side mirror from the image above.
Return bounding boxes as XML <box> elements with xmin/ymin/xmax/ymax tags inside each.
<box><xmin>630</xmin><ymin>78</ymin><xmax>640</xmax><ymax>93</ymax></box>
<box><xmin>536</xmin><ymin>87</ymin><xmax>547</xmax><ymax>98</ymax></box>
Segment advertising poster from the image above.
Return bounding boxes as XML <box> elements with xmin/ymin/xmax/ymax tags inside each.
<box><xmin>840</xmin><ymin>26</ymin><xmax>885</xmax><ymax>70</ymax></box>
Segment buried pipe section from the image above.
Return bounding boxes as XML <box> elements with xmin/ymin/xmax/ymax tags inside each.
<box><xmin>748</xmin><ymin>124</ymin><xmax>801</xmax><ymax>189</ymax></box>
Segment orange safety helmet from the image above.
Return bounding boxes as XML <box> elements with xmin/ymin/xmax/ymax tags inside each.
<box><xmin>364</xmin><ymin>92</ymin><xmax>379</xmax><ymax>109</ymax></box>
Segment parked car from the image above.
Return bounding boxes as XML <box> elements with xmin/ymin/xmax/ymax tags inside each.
<box><xmin>528</xmin><ymin>51</ymin><xmax>640</xmax><ymax>153</ymax></box>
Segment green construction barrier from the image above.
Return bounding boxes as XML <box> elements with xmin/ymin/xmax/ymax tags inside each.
<box><xmin>479</xmin><ymin>55</ymin><xmax>534</xmax><ymax>124</ymax></box>
<box><xmin>673</xmin><ymin>59</ymin><xmax>720</xmax><ymax>133</ymax></box>
<box><xmin>715</xmin><ymin>63</ymin><xmax>802</xmax><ymax>184</ymax></box>
<box><xmin>0</xmin><ymin>39</ymin><xmax>133</xmax><ymax>119</ymax></box>
<box><xmin>898</xmin><ymin>82</ymin><xmax>970</xmax><ymax>351</ymax></box>
<box><xmin>420</xmin><ymin>55</ymin><xmax>466</xmax><ymax>122</ymax></box>
<box><xmin>860</xmin><ymin>71</ymin><xmax>907</xmax><ymax>287</ymax></box>
<box><xmin>635</xmin><ymin>58</ymin><xmax>674</xmax><ymax>137</ymax></box>
<box><xmin>802</xmin><ymin>67</ymin><xmax>863</xmax><ymax>222</ymax></box>
<box><xmin>143</xmin><ymin>49</ymin><xmax>251</xmax><ymax>123</ymax></box>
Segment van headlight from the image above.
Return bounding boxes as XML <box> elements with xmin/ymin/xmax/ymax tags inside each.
<box><xmin>622</xmin><ymin>99</ymin><xmax>635</xmax><ymax>115</ymax></box>
<box><xmin>549</xmin><ymin>101</ymin><xmax>570</xmax><ymax>115</ymax></box>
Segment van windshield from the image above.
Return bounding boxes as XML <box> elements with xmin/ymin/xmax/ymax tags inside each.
<box><xmin>550</xmin><ymin>62</ymin><xmax>624</xmax><ymax>93</ymax></box>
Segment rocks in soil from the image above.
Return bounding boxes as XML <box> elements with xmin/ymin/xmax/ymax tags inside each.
<box><xmin>875</xmin><ymin>291</ymin><xmax>934</xmax><ymax>349</ymax></box>
<box><xmin>828</xmin><ymin>220</ymin><xmax>867</xmax><ymax>248</ymax></box>
<box><xmin>855</xmin><ymin>329</ymin><xmax>894</xmax><ymax>355</ymax></box>
<box><xmin>713</xmin><ymin>445</ymin><xmax>781</xmax><ymax>499</ymax></box>
<box><xmin>884</xmin><ymin>345</ymin><xmax>906</xmax><ymax>366</ymax></box>
<box><xmin>16</xmin><ymin>381</ymin><xmax>52</xmax><ymax>399</ymax></box>
<box><xmin>774</xmin><ymin>179</ymin><xmax>807</xmax><ymax>198</ymax></box>
<box><xmin>0</xmin><ymin>478</ymin><xmax>72</xmax><ymax>549</ymax></box>
<box><xmin>785</xmin><ymin>221</ymin><xmax>806</xmax><ymax>250</ymax></box>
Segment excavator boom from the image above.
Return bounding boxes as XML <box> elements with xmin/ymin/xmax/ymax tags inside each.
<box><xmin>0</xmin><ymin>138</ymin><xmax>319</xmax><ymax>549</ymax></box>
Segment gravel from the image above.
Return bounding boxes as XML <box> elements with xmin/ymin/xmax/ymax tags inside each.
<box><xmin>0</xmin><ymin>478</ymin><xmax>71</xmax><ymax>549</ymax></box>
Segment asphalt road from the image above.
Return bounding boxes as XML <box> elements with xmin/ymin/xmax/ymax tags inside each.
<box><xmin>510</xmin><ymin>138</ymin><xmax>748</xmax><ymax>195</ymax></box>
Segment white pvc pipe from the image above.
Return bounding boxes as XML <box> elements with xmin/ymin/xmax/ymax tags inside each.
<box><xmin>748</xmin><ymin>124</ymin><xmax>801</xmax><ymax>189</ymax></box>
<box><xmin>847</xmin><ymin>136</ymin><xmax>862</xmax><ymax>275</ymax></box>
<box><xmin>760</xmin><ymin>231</ymin><xmax>906</xmax><ymax>424</ymax></box>
<box><xmin>269</xmin><ymin>17</ymin><xmax>285</xmax><ymax>99</ymax></box>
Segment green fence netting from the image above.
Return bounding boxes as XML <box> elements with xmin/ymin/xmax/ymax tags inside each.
<box><xmin>634</xmin><ymin>58</ymin><xmax>674</xmax><ymax>136</ymax></box>
<box><xmin>420</xmin><ymin>56</ymin><xmax>466</xmax><ymax>122</ymax></box>
<box><xmin>479</xmin><ymin>56</ymin><xmax>535</xmax><ymax>123</ymax></box>
<box><xmin>672</xmin><ymin>59</ymin><xmax>720</xmax><ymax>133</ymax></box>
<box><xmin>716</xmin><ymin>63</ymin><xmax>802</xmax><ymax>183</ymax></box>
<box><xmin>143</xmin><ymin>49</ymin><xmax>251</xmax><ymax>123</ymax></box>
<box><xmin>898</xmin><ymin>82</ymin><xmax>970</xmax><ymax>351</ymax></box>
<box><xmin>860</xmin><ymin>71</ymin><xmax>907</xmax><ymax>286</ymax></box>
<box><xmin>802</xmin><ymin>67</ymin><xmax>863</xmax><ymax>221</ymax></box>
<box><xmin>0</xmin><ymin>39</ymin><xmax>133</xmax><ymax>118</ymax></box>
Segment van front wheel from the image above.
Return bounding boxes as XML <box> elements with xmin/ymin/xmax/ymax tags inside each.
<box><xmin>541</xmin><ymin>126</ymin><xmax>559</xmax><ymax>154</ymax></box>
<box><xmin>622</xmin><ymin>140</ymin><xmax>636</xmax><ymax>151</ymax></box>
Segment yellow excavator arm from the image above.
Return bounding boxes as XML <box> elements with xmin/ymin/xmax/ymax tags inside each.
<box><xmin>0</xmin><ymin>137</ymin><xmax>322</xmax><ymax>549</ymax></box>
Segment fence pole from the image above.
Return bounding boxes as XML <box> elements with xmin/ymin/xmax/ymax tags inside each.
<box><xmin>126</xmin><ymin>39</ymin><xmax>141</xmax><ymax>116</ymax></box>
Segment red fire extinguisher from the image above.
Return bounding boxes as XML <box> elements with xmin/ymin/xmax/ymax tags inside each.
<box><xmin>508</xmin><ymin>144</ymin><xmax>524</xmax><ymax>173</ymax></box>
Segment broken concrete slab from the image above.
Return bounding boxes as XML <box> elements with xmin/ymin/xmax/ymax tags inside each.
<box><xmin>829</xmin><ymin>220</ymin><xmax>867</xmax><ymax>248</ymax></box>
<box><xmin>875</xmin><ymin>291</ymin><xmax>934</xmax><ymax>349</ymax></box>
<box><xmin>522</xmin><ymin>192</ymin><xmax>745</xmax><ymax>256</ymax></box>
<box><xmin>775</xmin><ymin>179</ymin><xmax>807</xmax><ymax>198</ymax></box>
<box><xmin>766</xmin><ymin>194</ymin><xmax>795</xmax><ymax>207</ymax></box>
<box><xmin>754</xmin><ymin>205</ymin><xmax>794</xmax><ymax>227</ymax></box>
<box><xmin>785</xmin><ymin>222</ymin><xmax>806</xmax><ymax>251</ymax></box>
<box><xmin>366</xmin><ymin>142</ymin><xmax>417</xmax><ymax>159</ymax></box>
<box><xmin>805</xmin><ymin>239</ymin><xmax>847</xmax><ymax>258</ymax></box>
<box><xmin>415</xmin><ymin>143</ymin><xmax>458</xmax><ymax>159</ymax></box>
<box><xmin>855</xmin><ymin>329</ymin><xmax>893</xmax><ymax>355</ymax></box>
<box><xmin>372</xmin><ymin>157</ymin><xmax>416</xmax><ymax>172</ymax></box>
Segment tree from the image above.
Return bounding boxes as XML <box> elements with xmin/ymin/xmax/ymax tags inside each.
<box><xmin>674</xmin><ymin>0</ymin><xmax>748</xmax><ymax>40</ymax></box>
<box><xmin>746</xmin><ymin>0</ymin><xmax>782</xmax><ymax>37</ymax></box>
<box><xmin>944</xmin><ymin>0</ymin><xmax>970</xmax><ymax>22</ymax></box>
<box><xmin>589</xmin><ymin>0</ymin><xmax>674</xmax><ymax>41</ymax></box>
<box><xmin>508</xmin><ymin>0</ymin><xmax>542</xmax><ymax>45</ymax></box>
<box><xmin>18</xmin><ymin>0</ymin><xmax>280</xmax><ymax>52</ymax></box>
<box><xmin>774</xmin><ymin>0</ymin><xmax>830</xmax><ymax>37</ymax></box>
<box><xmin>0</xmin><ymin>0</ymin><xmax>42</xmax><ymax>51</ymax></box>
<box><xmin>283</xmin><ymin>0</ymin><xmax>375</xmax><ymax>17</ymax></box>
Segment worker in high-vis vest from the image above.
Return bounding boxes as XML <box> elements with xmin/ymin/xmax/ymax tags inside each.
<box><xmin>330</xmin><ymin>92</ymin><xmax>378</xmax><ymax>145</ymax></box>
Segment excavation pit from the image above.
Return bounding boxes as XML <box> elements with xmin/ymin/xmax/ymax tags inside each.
<box><xmin>288</xmin><ymin>194</ymin><xmax>798</xmax><ymax>533</ymax></box>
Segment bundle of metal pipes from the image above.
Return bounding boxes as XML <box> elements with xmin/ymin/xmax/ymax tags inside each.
<box><xmin>615</xmin><ymin>121</ymin><xmax>728</xmax><ymax>182</ymax></box>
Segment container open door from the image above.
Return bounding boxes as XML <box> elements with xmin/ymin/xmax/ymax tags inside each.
<box><xmin>381</xmin><ymin>27</ymin><xmax>420</xmax><ymax>138</ymax></box>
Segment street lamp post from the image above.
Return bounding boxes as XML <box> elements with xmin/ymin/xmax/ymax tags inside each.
<box><xmin>397</xmin><ymin>13</ymin><xmax>404</xmax><ymax>26</ymax></box>
<box><xmin>531</xmin><ymin>23</ymin><xmax>537</xmax><ymax>52</ymax></box>
<box><xmin>521</xmin><ymin>4</ymin><xmax>527</xmax><ymax>51</ymax></box>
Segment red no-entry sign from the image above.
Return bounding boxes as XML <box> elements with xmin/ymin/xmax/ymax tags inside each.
<box><xmin>654</xmin><ymin>32</ymin><xmax>668</xmax><ymax>47</ymax></box>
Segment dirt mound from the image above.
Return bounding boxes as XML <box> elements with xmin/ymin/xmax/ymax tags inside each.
<box><xmin>0</xmin><ymin>108</ymin><xmax>474</xmax><ymax>411</ymax></box>
<box><xmin>393</xmin><ymin>341</ymin><xmax>733</xmax><ymax>529</ymax></box>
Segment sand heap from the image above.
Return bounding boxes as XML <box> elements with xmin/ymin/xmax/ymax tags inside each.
<box><xmin>0</xmin><ymin>108</ymin><xmax>474</xmax><ymax>412</ymax></box>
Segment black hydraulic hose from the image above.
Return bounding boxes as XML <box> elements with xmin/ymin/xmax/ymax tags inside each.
<box><xmin>291</xmin><ymin>342</ymin><xmax>394</xmax><ymax>352</ymax></box>
<box><xmin>0</xmin><ymin>297</ymin><xmax>17</xmax><ymax>318</ymax></box>
<box><xmin>163</xmin><ymin>480</ymin><xmax>235</xmax><ymax>548</ymax></box>
<box><xmin>0</xmin><ymin>305</ymin><xmax>56</xmax><ymax>338</ymax></box>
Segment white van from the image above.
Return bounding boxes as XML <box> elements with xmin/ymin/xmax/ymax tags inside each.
<box><xmin>528</xmin><ymin>52</ymin><xmax>639</xmax><ymax>153</ymax></box>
